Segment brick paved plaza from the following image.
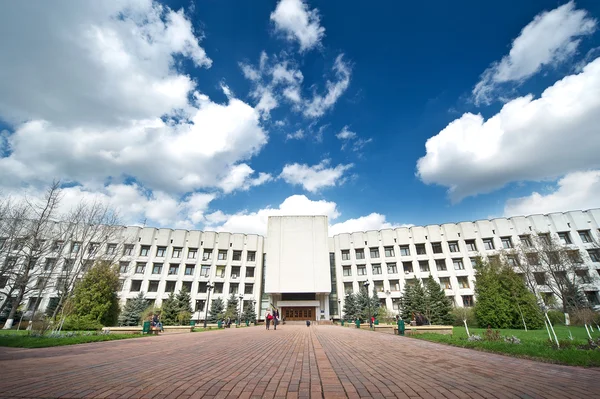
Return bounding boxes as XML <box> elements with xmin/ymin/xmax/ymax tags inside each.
<box><xmin>0</xmin><ymin>325</ymin><xmax>599</xmax><ymax>399</ymax></box>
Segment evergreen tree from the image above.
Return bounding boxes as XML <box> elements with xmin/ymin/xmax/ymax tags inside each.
<box><xmin>208</xmin><ymin>297</ymin><xmax>225</xmax><ymax>323</ymax></box>
<box><xmin>563</xmin><ymin>280</ymin><xmax>590</xmax><ymax>312</ymax></box>
<box><xmin>67</xmin><ymin>261</ymin><xmax>120</xmax><ymax>326</ymax></box>
<box><xmin>370</xmin><ymin>287</ymin><xmax>380</xmax><ymax>320</ymax></box>
<box><xmin>175</xmin><ymin>287</ymin><xmax>193</xmax><ymax>325</ymax></box>
<box><xmin>342</xmin><ymin>293</ymin><xmax>359</xmax><ymax>321</ymax></box>
<box><xmin>241</xmin><ymin>301</ymin><xmax>257</xmax><ymax>323</ymax></box>
<box><xmin>355</xmin><ymin>287</ymin><xmax>370</xmax><ymax>322</ymax></box>
<box><xmin>401</xmin><ymin>281</ymin><xmax>426</xmax><ymax>323</ymax></box>
<box><xmin>160</xmin><ymin>292</ymin><xmax>179</xmax><ymax>325</ymax></box>
<box><xmin>224</xmin><ymin>293</ymin><xmax>240</xmax><ymax>320</ymax></box>
<box><xmin>424</xmin><ymin>276</ymin><xmax>453</xmax><ymax>325</ymax></box>
<box><xmin>118</xmin><ymin>291</ymin><xmax>148</xmax><ymax>326</ymax></box>
<box><xmin>474</xmin><ymin>259</ymin><xmax>544</xmax><ymax>329</ymax></box>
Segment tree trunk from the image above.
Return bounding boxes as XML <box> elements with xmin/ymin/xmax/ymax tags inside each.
<box><xmin>3</xmin><ymin>286</ymin><xmax>25</xmax><ymax>329</ymax></box>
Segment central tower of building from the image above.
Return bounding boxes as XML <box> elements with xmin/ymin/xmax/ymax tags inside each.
<box><xmin>265</xmin><ymin>215</ymin><xmax>331</xmax><ymax>321</ymax></box>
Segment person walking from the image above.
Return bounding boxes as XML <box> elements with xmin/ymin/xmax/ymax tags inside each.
<box><xmin>266</xmin><ymin>311</ymin><xmax>273</xmax><ymax>330</ymax></box>
<box><xmin>273</xmin><ymin>309</ymin><xmax>279</xmax><ymax>330</ymax></box>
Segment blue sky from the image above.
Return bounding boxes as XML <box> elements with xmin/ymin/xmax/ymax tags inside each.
<box><xmin>0</xmin><ymin>0</ymin><xmax>599</xmax><ymax>235</ymax></box>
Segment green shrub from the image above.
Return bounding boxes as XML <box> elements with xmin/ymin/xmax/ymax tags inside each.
<box><xmin>451</xmin><ymin>307</ymin><xmax>478</xmax><ymax>328</ymax></box>
<box><xmin>61</xmin><ymin>316</ymin><xmax>103</xmax><ymax>331</ymax></box>
<box><xmin>546</xmin><ymin>310</ymin><xmax>564</xmax><ymax>326</ymax></box>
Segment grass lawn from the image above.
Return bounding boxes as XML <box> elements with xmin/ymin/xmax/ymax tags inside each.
<box><xmin>409</xmin><ymin>326</ymin><xmax>600</xmax><ymax>367</ymax></box>
<box><xmin>0</xmin><ymin>331</ymin><xmax>149</xmax><ymax>348</ymax></box>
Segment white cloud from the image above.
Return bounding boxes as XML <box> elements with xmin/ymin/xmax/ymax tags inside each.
<box><xmin>218</xmin><ymin>164</ymin><xmax>273</xmax><ymax>194</ymax></box>
<box><xmin>473</xmin><ymin>1</ymin><xmax>596</xmax><ymax>105</ymax></box>
<box><xmin>279</xmin><ymin>160</ymin><xmax>353</xmax><ymax>192</ymax></box>
<box><xmin>336</xmin><ymin>126</ymin><xmax>357</xmax><ymax>140</ymax></box>
<box><xmin>286</xmin><ymin>129</ymin><xmax>305</xmax><ymax>140</ymax></box>
<box><xmin>417</xmin><ymin>57</ymin><xmax>600</xmax><ymax>202</ymax></box>
<box><xmin>270</xmin><ymin>0</ymin><xmax>325</xmax><ymax>52</ymax></box>
<box><xmin>239</xmin><ymin>53</ymin><xmax>350</xmax><ymax>120</ymax></box>
<box><xmin>335</xmin><ymin>125</ymin><xmax>371</xmax><ymax>152</ymax></box>
<box><xmin>303</xmin><ymin>55</ymin><xmax>351</xmax><ymax>118</ymax></box>
<box><xmin>0</xmin><ymin>1</ymin><xmax>270</xmax><ymax>196</ymax></box>
<box><xmin>329</xmin><ymin>213</ymin><xmax>402</xmax><ymax>236</ymax></box>
<box><xmin>504</xmin><ymin>170</ymin><xmax>600</xmax><ymax>216</ymax></box>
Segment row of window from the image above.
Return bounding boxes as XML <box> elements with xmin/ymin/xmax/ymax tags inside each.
<box><xmin>342</xmin><ymin>276</ymin><xmax>472</xmax><ymax>294</ymax></box>
<box><xmin>339</xmin><ymin>231</ymin><xmax>597</xmax><ymax>261</ymax></box>
<box><xmin>127</xmin><ymin>280</ymin><xmax>254</xmax><ymax>295</ymax></box>
<box><xmin>121</xmin><ymin>262</ymin><xmax>256</xmax><ymax>279</ymax></box>
<box><xmin>342</xmin><ymin>258</ymin><xmax>473</xmax><ymax>277</ymax></box>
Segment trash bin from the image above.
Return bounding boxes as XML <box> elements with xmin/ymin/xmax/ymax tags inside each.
<box><xmin>341</xmin><ymin>320</ymin><xmax>345</xmax><ymax>326</ymax></box>
<box><xmin>217</xmin><ymin>320</ymin><xmax>222</xmax><ymax>329</ymax></box>
<box><xmin>397</xmin><ymin>319</ymin><xmax>405</xmax><ymax>336</ymax></box>
<box><xmin>245</xmin><ymin>320</ymin><xmax>250</xmax><ymax>327</ymax></box>
<box><xmin>355</xmin><ymin>319</ymin><xmax>361</xmax><ymax>329</ymax></box>
<box><xmin>374</xmin><ymin>319</ymin><xmax>379</xmax><ymax>325</ymax></box>
<box><xmin>190</xmin><ymin>320</ymin><xmax>196</xmax><ymax>327</ymax></box>
<box><xmin>143</xmin><ymin>320</ymin><xmax>151</xmax><ymax>334</ymax></box>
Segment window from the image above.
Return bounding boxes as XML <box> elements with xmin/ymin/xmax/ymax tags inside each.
<box><xmin>526</xmin><ymin>253</ymin><xmax>539</xmax><ymax>265</ymax></box>
<box><xmin>52</xmin><ymin>240</ymin><xmax>64</xmax><ymax>252</ymax></box>
<box><xmin>439</xmin><ymin>277</ymin><xmax>451</xmax><ymax>289</ymax></box>
<box><xmin>392</xmin><ymin>298</ymin><xmax>401</xmax><ymax>310</ymax></box>
<box><xmin>229</xmin><ymin>283</ymin><xmax>239</xmax><ymax>294</ymax></box>
<box><xmin>567</xmin><ymin>250</ymin><xmax>582</xmax><ymax>264</ymax></box>
<box><xmin>465</xmin><ymin>240</ymin><xmax>477</xmax><ymax>251</ymax></box>
<box><xmin>88</xmin><ymin>242</ymin><xmax>100</xmax><ymax>255</ymax></box>
<box><xmin>123</xmin><ymin>244</ymin><xmax>134</xmax><ymax>256</ymax></box>
<box><xmin>218</xmin><ymin>250</ymin><xmax>227</xmax><ymax>260</ymax></box>
<box><xmin>71</xmin><ymin>242</ymin><xmax>81</xmax><ymax>254</ymax></box>
<box><xmin>247</xmin><ymin>251</ymin><xmax>256</xmax><ymax>262</ymax></box>
<box><xmin>372</xmin><ymin>264</ymin><xmax>382</xmax><ymax>275</ymax></box>
<box><xmin>344</xmin><ymin>282</ymin><xmax>353</xmax><ymax>294</ymax></box>
<box><xmin>82</xmin><ymin>260</ymin><xmax>94</xmax><ymax>272</ymax></box>
<box><xmin>415</xmin><ymin>244</ymin><xmax>427</xmax><ymax>255</ymax></box>
<box><xmin>585</xmin><ymin>291</ymin><xmax>599</xmax><ymax>306</ymax></box>
<box><xmin>183</xmin><ymin>281</ymin><xmax>193</xmax><ymax>292</ymax></box>
<box><xmin>343</xmin><ymin>266</ymin><xmax>352</xmax><ymax>276</ymax></box>
<box><xmin>370</xmin><ymin>247</ymin><xmax>380</xmax><ymax>259</ymax></box>
<box><xmin>165</xmin><ymin>281</ymin><xmax>176</xmax><ymax>293</ymax></box>
<box><xmin>435</xmin><ymin>259</ymin><xmax>447</xmax><ymax>271</ymax></box>
<box><xmin>195</xmin><ymin>300</ymin><xmax>206</xmax><ymax>312</ymax></box>
<box><xmin>130</xmin><ymin>280</ymin><xmax>142</xmax><ymax>292</ymax></box>
<box><xmin>384</xmin><ymin>247</ymin><xmax>395</xmax><ymax>257</ymax></box>
<box><xmin>549</xmin><ymin>251</ymin><xmax>560</xmax><ymax>264</ymax></box>
<box><xmin>399</xmin><ymin>245</ymin><xmax>410</xmax><ymax>256</ymax></box>
<box><xmin>588</xmin><ymin>249</ymin><xmax>600</xmax><ymax>262</ymax></box>
<box><xmin>506</xmin><ymin>256</ymin><xmax>519</xmax><ymax>267</ymax></box>
<box><xmin>188</xmin><ymin>248</ymin><xmax>198</xmax><ymax>259</ymax></box>
<box><xmin>216</xmin><ymin>266</ymin><xmax>225</xmax><ymax>278</ymax></box>
<box><xmin>341</xmin><ymin>250</ymin><xmax>350</xmax><ymax>261</ymax></box>
<box><xmin>139</xmin><ymin>245</ymin><xmax>150</xmax><ymax>256</ymax></box>
<box><xmin>390</xmin><ymin>280</ymin><xmax>400</xmax><ymax>291</ymax></box>
<box><xmin>168</xmin><ymin>264</ymin><xmax>179</xmax><ymax>275</ymax></box>
<box><xmin>232</xmin><ymin>251</ymin><xmax>242</xmax><ymax>261</ymax></box>
<box><xmin>172</xmin><ymin>247</ymin><xmax>182</xmax><ymax>258</ymax></box>
<box><xmin>63</xmin><ymin>259</ymin><xmax>74</xmax><ymax>272</ymax></box>
<box><xmin>355</xmin><ymin>249</ymin><xmax>365</xmax><ymax>260</ymax></box>
<box><xmin>152</xmin><ymin>263</ymin><xmax>162</xmax><ymax>274</ymax></box>
<box><xmin>245</xmin><ymin>283</ymin><xmax>254</xmax><ymax>294</ymax></box>
<box><xmin>483</xmin><ymin>238</ymin><xmax>495</xmax><ymax>250</ymax></box>
<box><xmin>462</xmin><ymin>295</ymin><xmax>473</xmax><ymax>307</ymax></box>
<box><xmin>185</xmin><ymin>265</ymin><xmax>195</xmax><ymax>275</ymax></box>
<box><xmin>202</xmin><ymin>249</ymin><xmax>212</xmax><ymax>261</ymax></box>
<box><xmin>534</xmin><ymin>272</ymin><xmax>546</xmax><ymax>285</ymax></box>
<box><xmin>519</xmin><ymin>235</ymin><xmax>533</xmax><ymax>248</ymax></box>
<box><xmin>156</xmin><ymin>246</ymin><xmax>166</xmax><ymax>257</ymax></box>
<box><xmin>374</xmin><ymin>281</ymin><xmax>384</xmax><ymax>292</ymax></box>
<box><xmin>470</xmin><ymin>257</ymin><xmax>478</xmax><ymax>268</ymax></box>
<box><xmin>457</xmin><ymin>276</ymin><xmax>469</xmax><ymax>289</ymax></box>
<box><xmin>448</xmin><ymin>241</ymin><xmax>459</xmax><ymax>253</ymax></box>
<box><xmin>576</xmin><ymin>270</ymin><xmax>591</xmax><ymax>284</ymax></box>
<box><xmin>387</xmin><ymin>263</ymin><xmax>398</xmax><ymax>274</ymax></box>
<box><xmin>106</xmin><ymin>243</ymin><xmax>117</xmax><ymax>255</ymax></box>
<box><xmin>431</xmin><ymin>242</ymin><xmax>442</xmax><ymax>254</ymax></box>
<box><xmin>453</xmin><ymin>258</ymin><xmax>465</xmax><ymax>270</ymax></box>
<box><xmin>231</xmin><ymin>266</ymin><xmax>241</xmax><ymax>279</ymax></box>
<box><xmin>198</xmin><ymin>282</ymin><xmax>208</xmax><ymax>293</ymax></box>
<box><xmin>148</xmin><ymin>281</ymin><xmax>159</xmax><ymax>292</ymax></box>
<box><xmin>36</xmin><ymin>277</ymin><xmax>47</xmax><ymax>290</ymax></box>
<box><xmin>419</xmin><ymin>260</ymin><xmax>429</xmax><ymax>272</ymax></box>
<box><xmin>200</xmin><ymin>265</ymin><xmax>211</xmax><ymax>277</ymax></box>
<box><xmin>488</xmin><ymin>255</ymin><xmax>500</xmax><ymax>264</ymax></box>
<box><xmin>246</xmin><ymin>267</ymin><xmax>255</xmax><ymax>278</ymax></box>
<box><xmin>45</xmin><ymin>258</ymin><xmax>57</xmax><ymax>271</ymax></box>
<box><xmin>501</xmin><ymin>237</ymin><xmax>513</xmax><ymax>249</ymax></box>
<box><xmin>119</xmin><ymin>262</ymin><xmax>129</xmax><ymax>274</ymax></box>
<box><xmin>357</xmin><ymin>265</ymin><xmax>367</xmax><ymax>276</ymax></box>
<box><xmin>579</xmin><ymin>230</ymin><xmax>592</xmax><ymax>243</ymax></box>
<box><xmin>539</xmin><ymin>233</ymin><xmax>551</xmax><ymax>245</ymax></box>
<box><xmin>402</xmin><ymin>261</ymin><xmax>413</xmax><ymax>273</ymax></box>
<box><xmin>557</xmin><ymin>232</ymin><xmax>571</xmax><ymax>245</ymax></box>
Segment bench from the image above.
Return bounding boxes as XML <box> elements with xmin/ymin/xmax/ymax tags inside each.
<box><xmin>394</xmin><ymin>325</ymin><xmax>453</xmax><ymax>336</ymax></box>
<box><xmin>102</xmin><ymin>325</ymin><xmax>194</xmax><ymax>335</ymax></box>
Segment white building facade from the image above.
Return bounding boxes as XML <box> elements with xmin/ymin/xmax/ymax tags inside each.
<box><xmin>1</xmin><ymin>209</ymin><xmax>600</xmax><ymax>323</ymax></box>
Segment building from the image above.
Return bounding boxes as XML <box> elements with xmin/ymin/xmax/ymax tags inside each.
<box><xmin>1</xmin><ymin>209</ymin><xmax>600</xmax><ymax>323</ymax></box>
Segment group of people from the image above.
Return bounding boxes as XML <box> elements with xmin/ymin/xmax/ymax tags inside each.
<box><xmin>265</xmin><ymin>308</ymin><xmax>280</xmax><ymax>330</ymax></box>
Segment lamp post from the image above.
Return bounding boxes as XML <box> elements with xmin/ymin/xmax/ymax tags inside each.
<box><xmin>238</xmin><ymin>293</ymin><xmax>244</xmax><ymax>325</ymax></box>
<box><xmin>363</xmin><ymin>281</ymin><xmax>372</xmax><ymax>329</ymax></box>
<box><xmin>203</xmin><ymin>283</ymin><xmax>214</xmax><ymax>329</ymax></box>
<box><xmin>252</xmin><ymin>300</ymin><xmax>257</xmax><ymax>324</ymax></box>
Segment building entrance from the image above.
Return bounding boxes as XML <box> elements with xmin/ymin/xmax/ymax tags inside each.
<box><xmin>282</xmin><ymin>307</ymin><xmax>315</xmax><ymax>321</ymax></box>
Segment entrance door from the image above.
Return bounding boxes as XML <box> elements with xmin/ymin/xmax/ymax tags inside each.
<box><xmin>282</xmin><ymin>307</ymin><xmax>315</xmax><ymax>321</ymax></box>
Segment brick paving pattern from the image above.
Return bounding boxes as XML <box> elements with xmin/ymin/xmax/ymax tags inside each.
<box><xmin>0</xmin><ymin>325</ymin><xmax>599</xmax><ymax>398</ymax></box>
